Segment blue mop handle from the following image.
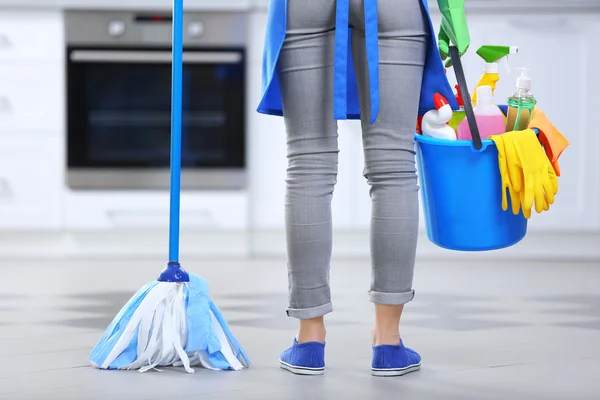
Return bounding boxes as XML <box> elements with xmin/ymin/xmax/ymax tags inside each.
<box><xmin>168</xmin><ymin>0</ymin><xmax>184</xmax><ymax>263</ymax></box>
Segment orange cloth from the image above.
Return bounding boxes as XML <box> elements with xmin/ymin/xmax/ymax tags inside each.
<box><xmin>528</xmin><ymin>108</ymin><xmax>569</xmax><ymax>176</ymax></box>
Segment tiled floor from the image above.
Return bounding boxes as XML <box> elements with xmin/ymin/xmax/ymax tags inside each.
<box><xmin>1</xmin><ymin>252</ymin><xmax>600</xmax><ymax>399</ymax></box>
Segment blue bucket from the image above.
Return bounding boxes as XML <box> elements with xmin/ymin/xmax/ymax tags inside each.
<box><xmin>414</xmin><ymin>46</ymin><xmax>528</xmax><ymax>251</ymax></box>
<box><xmin>414</xmin><ymin>135</ymin><xmax>527</xmax><ymax>251</ymax></box>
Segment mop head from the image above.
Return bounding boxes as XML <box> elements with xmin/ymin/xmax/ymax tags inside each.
<box><xmin>89</xmin><ymin>274</ymin><xmax>250</xmax><ymax>373</ymax></box>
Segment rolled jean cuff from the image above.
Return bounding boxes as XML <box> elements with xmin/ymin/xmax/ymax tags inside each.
<box><xmin>369</xmin><ymin>289</ymin><xmax>415</xmax><ymax>306</ymax></box>
<box><xmin>286</xmin><ymin>302</ymin><xmax>333</xmax><ymax>320</ymax></box>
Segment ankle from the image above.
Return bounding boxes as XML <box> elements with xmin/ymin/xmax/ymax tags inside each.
<box><xmin>297</xmin><ymin>330</ymin><xmax>326</xmax><ymax>344</ymax></box>
<box><xmin>373</xmin><ymin>304</ymin><xmax>403</xmax><ymax>346</ymax></box>
<box><xmin>297</xmin><ymin>317</ymin><xmax>326</xmax><ymax>344</ymax></box>
<box><xmin>372</xmin><ymin>329</ymin><xmax>400</xmax><ymax>346</ymax></box>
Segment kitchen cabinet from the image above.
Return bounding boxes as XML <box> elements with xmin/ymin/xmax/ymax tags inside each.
<box><xmin>0</xmin><ymin>138</ymin><xmax>63</xmax><ymax>230</ymax></box>
<box><xmin>0</xmin><ymin>11</ymin><xmax>63</xmax><ymax>62</ymax></box>
<box><xmin>0</xmin><ymin>10</ymin><xmax>64</xmax><ymax>231</ymax></box>
<box><xmin>0</xmin><ymin>64</ymin><xmax>63</xmax><ymax>136</ymax></box>
<box><xmin>62</xmin><ymin>191</ymin><xmax>248</xmax><ymax>230</ymax></box>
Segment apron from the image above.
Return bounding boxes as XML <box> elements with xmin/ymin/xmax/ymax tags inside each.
<box><xmin>256</xmin><ymin>0</ymin><xmax>459</xmax><ymax>123</ymax></box>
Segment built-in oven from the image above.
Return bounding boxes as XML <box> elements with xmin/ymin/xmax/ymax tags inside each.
<box><xmin>65</xmin><ymin>10</ymin><xmax>247</xmax><ymax>190</ymax></box>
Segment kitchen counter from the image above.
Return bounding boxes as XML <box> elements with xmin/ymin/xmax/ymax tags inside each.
<box><xmin>1</xmin><ymin>0</ymin><xmax>600</xmax><ymax>11</ymax></box>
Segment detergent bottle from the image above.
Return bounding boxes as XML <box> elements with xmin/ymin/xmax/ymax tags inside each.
<box><xmin>472</xmin><ymin>45</ymin><xmax>519</xmax><ymax>103</ymax></box>
<box><xmin>421</xmin><ymin>93</ymin><xmax>456</xmax><ymax>140</ymax></box>
<box><xmin>448</xmin><ymin>84</ymin><xmax>466</xmax><ymax>131</ymax></box>
<box><xmin>457</xmin><ymin>86</ymin><xmax>505</xmax><ymax>141</ymax></box>
<box><xmin>505</xmin><ymin>68</ymin><xmax>537</xmax><ymax>132</ymax></box>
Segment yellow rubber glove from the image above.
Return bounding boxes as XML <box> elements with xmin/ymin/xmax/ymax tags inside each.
<box><xmin>489</xmin><ymin>135</ymin><xmax>522</xmax><ymax>215</ymax></box>
<box><xmin>502</xmin><ymin>130</ymin><xmax>559</xmax><ymax>219</ymax></box>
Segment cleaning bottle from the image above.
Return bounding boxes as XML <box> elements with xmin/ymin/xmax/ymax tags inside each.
<box><xmin>472</xmin><ymin>45</ymin><xmax>519</xmax><ymax>103</ymax></box>
<box><xmin>505</xmin><ymin>68</ymin><xmax>537</xmax><ymax>132</ymax></box>
<box><xmin>448</xmin><ymin>84</ymin><xmax>466</xmax><ymax>131</ymax></box>
<box><xmin>421</xmin><ymin>93</ymin><xmax>457</xmax><ymax>140</ymax></box>
<box><xmin>457</xmin><ymin>86</ymin><xmax>505</xmax><ymax>141</ymax></box>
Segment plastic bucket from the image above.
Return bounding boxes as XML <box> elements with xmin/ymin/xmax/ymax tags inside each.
<box><xmin>414</xmin><ymin>45</ymin><xmax>527</xmax><ymax>251</ymax></box>
<box><xmin>415</xmin><ymin>135</ymin><xmax>527</xmax><ymax>251</ymax></box>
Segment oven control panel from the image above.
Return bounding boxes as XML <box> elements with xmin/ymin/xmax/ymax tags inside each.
<box><xmin>108</xmin><ymin>20</ymin><xmax>126</xmax><ymax>37</ymax></box>
<box><xmin>65</xmin><ymin>10</ymin><xmax>247</xmax><ymax>47</ymax></box>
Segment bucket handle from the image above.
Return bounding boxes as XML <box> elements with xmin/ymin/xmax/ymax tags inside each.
<box><xmin>449</xmin><ymin>46</ymin><xmax>482</xmax><ymax>150</ymax></box>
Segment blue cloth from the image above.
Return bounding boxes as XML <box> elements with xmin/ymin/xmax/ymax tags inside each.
<box><xmin>185</xmin><ymin>273</ymin><xmax>251</xmax><ymax>370</ymax></box>
<box><xmin>257</xmin><ymin>0</ymin><xmax>458</xmax><ymax>121</ymax></box>
<box><xmin>209</xmin><ymin>300</ymin><xmax>251</xmax><ymax>367</ymax></box>
<box><xmin>88</xmin><ymin>281</ymin><xmax>159</xmax><ymax>369</ymax></box>
<box><xmin>185</xmin><ymin>274</ymin><xmax>221</xmax><ymax>356</ymax></box>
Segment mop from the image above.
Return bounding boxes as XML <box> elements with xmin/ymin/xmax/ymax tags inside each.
<box><xmin>88</xmin><ymin>0</ymin><xmax>250</xmax><ymax>373</ymax></box>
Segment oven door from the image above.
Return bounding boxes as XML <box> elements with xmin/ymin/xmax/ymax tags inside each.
<box><xmin>66</xmin><ymin>47</ymin><xmax>245</xmax><ymax>190</ymax></box>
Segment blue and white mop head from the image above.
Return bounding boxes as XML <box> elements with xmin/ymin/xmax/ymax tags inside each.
<box><xmin>89</xmin><ymin>274</ymin><xmax>249</xmax><ymax>373</ymax></box>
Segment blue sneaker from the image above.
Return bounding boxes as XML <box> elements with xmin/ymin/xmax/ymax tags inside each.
<box><xmin>371</xmin><ymin>340</ymin><xmax>421</xmax><ymax>377</ymax></box>
<box><xmin>279</xmin><ymin>339</ymin><xmax>325</xmax><ymax>375</ymax></box>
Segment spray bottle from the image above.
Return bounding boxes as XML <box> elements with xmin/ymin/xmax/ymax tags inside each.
<box><xmin>457</xmin><ymin>86</ymin><xmax>506</xmax><ymax>141</ymax></box>
<box><xmin>505</xmin><ymin>68</ymin><xmax>537</xmax><ymax>132</ymax></box>
<box><xmin>472</xmin><ymin>45</ymin><xmax>519</xmax><ymax>103</ymax></box>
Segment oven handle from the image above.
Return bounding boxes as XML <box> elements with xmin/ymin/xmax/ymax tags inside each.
<box><xmin>69</xmin><ymin>50</ymin><xmax>243</xmax><ymax>64</ymax></box>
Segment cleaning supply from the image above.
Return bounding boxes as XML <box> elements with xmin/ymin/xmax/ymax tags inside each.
<box><xmin>448</xmin><ymin>84</ymin><xmax>466</xmax><ymax>131</ymax></box>
<box><xmin>414</xmin><ymin>45</ymin><xmax>528</xmax><ymax>252</ymax></box>
<box><xmin>490</xmin><ymin>135</ymin><xmax>523</xmax><ymax>216</ymax></box>
<box><xmin>437</xmin><ymin>0</ymin><xmax>470</xmax><ymax>67</ymax></box>
<box><xmin>88</xmin><ymin>0</ymin><xmax>250</xmax><ymax>373</ymax></box>
<box><xmin>506</xmin><ymin>68</ymin><xmax>537</xmax><ymax>132</ymax></box>
<box><xmin>421</xmin><ymin>93</ymin><xmax>456</xmax><ymax>140</ymax></box>
<box><xmin>528</xmin><ymin>107</ymin><xmax>569</xmax><ymax>176</ymax></box>
<box><xmin>489</xmin><ymin>129</ymin><xmax>558</xmax><ymax>219</ymax></box>
<box><xmin>456</xmin><ymin>85</ymin><xmax>505</xmax><ymax>141</ymax></box>
<box><xmin>472</xmin><ymin>45</ymin><xmax>518</xmax><ymax>103</ymax></box>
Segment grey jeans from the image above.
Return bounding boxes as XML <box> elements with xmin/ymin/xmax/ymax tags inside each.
<box><xmin>277</xmin><ymin>0</ymin><xmax>428</xmax><ymax>319</ymax></box>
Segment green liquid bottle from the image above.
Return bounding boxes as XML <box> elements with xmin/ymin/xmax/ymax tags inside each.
<box><xmin>505</xmin><ymin>68</ymin><xmax>536</xmax><ymax>132</ymax></box>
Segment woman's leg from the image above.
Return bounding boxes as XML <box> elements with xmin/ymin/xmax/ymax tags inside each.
<box><xmin>350</xmin><ymin>0</ymin><xmax>428</xmax><ymax>345</ymax></box>
<box><xmin>276</xmin><ymin>0</ymin><xmax>338</xmax><ymax>344</ymax></box>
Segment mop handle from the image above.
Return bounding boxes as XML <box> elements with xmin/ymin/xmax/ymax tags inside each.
<box><xmin>168</xmin><ymin>0</ymin><xmax>184</xmax><ymax>263</ymax></box>
<box><xmin>449</xmin><ymin>46</ymin><xmax>482</xmax><ymax>150</ymax></box>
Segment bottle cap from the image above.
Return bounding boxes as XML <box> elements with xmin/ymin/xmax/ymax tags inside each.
<box><xmin>433</xmin><ymin>93</ymin><xmax>449</xmax><ymax>110</ymax></box>
<box><xmin>484</xmin><ymin>62</ymin><xmax>499</xmax><ymax>73</ymax></box>
<box><xmin>515</xmin><ymin>68</ymin><xmax>532</xmax><ymax>90</ymax></box>
<box><xmin>454</xmin><ymin>85</ymin><xmax>464</xmax><ymax>107</ymax></box>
